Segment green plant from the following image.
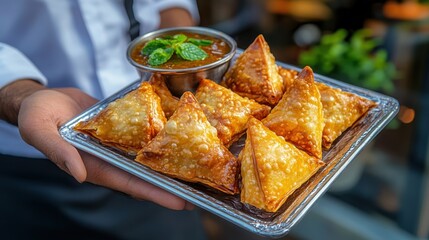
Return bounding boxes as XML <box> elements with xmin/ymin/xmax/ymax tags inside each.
<box><xmin>299</xmin><ymin>29</ymin><xmax>397</xmax><ymax>94</ymax></box>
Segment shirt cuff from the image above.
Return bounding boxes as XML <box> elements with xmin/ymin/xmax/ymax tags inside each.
<box><xmin>0</xmin><ymin>43</ymin><xmax>48</xmax><ymax>89</ymax></box>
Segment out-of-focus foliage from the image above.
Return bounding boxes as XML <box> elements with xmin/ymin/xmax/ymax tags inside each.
<box><xmin>299</xmin><ymin>29</ymin><xmax>397</xmax><ymax>94</ymax></box>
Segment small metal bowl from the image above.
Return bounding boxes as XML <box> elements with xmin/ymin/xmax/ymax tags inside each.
<box><xmin>126</xmin><ymin>26</ymin><xmax>237</xmax><ymax>96</ymax></box>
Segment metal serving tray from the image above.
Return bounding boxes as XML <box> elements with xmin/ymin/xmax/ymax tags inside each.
<box><xmin>59</xmin><ymin>56</ymin><xmax>399</xmax><ymax>238</ymax></box>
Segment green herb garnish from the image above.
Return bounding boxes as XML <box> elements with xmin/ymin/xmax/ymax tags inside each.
<box><xmin>148</xmin><ymin>47</ymin><xmax>174</xmax><ymax>66</ymax></box>
<box><xmin>175</xmin><ymin>43</ymin><xmax>208</xmax><ymax>61</ymax></box>
<box><xmin>188</xmin><ymin>38</ymin><xmax>213</xmax><ymax>46</ymax></box>
<box><xmin>141</xmin><ymin>34</ymin><xmax>213</xmax><ymax>66</ymax></box>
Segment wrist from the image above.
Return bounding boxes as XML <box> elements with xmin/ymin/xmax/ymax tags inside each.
<box><xmin>0</xmin><ymin>79</ymin><xmax>46</xmax><ymax>125</ymax></box>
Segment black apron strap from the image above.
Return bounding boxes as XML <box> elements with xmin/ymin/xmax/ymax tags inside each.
<box><xmin>124</xmin><ymin>0</ymin><xmax>141</xmax><ymax>41</ymax></box>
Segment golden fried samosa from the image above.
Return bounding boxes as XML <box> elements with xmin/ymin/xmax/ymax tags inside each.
<box><xmin>277</xmin><ymin>66</ymin><xmax>376</xmax><ymax>149</ymax></box>
<box><xmin>263</xmin><ymin>66</ymin><xmax>324</xmax><ymax>158</ymax></box>
<box><xmin>195</xmin><ymin>79</ymin><xmax>271</xmax><ymax>147</ymax></box>
<box><xmin>148</xmin><ymin>74</ymin><xmax>179</xmax><ymax>119</ymax></box>
<box><xmin>136</xmin><ymin>92</ymin><xmax>240</xmax><ymax>195</ymax></box>
<box><xmin>74</xmin><ymin>82</ymin><xmax>166</xmax><ymax>154</ymax></box>
<box><xmin>240</xmin><ymin>118</ymin><xmax>324</xmax><ymax>212</ymax></box>
<box><xmin>221</xmin><ymin>34</ymin><xmax>284</xmax><ymax>106</ymax></box>
<box><xmin>277</xmin><ymin>65</ymin><xmax>298</xmax><ymax>93</ymax></box>
<box><xmin>316</xmin><ymin>82</ymin><xmax>377</xmax><ymax>149</ymax></box>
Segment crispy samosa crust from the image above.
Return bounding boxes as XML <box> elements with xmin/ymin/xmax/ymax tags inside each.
<box><xmin>195</xmin><ymin>79</ymin><xmax>271</xmax><ymax>147</ymax></box>
<box><xmin>148</xmin><ymin>74</ymin><xmax>179</xmax><ymax>119</ymax></box>
<box><xmin>277</xmin><ymin>65</ymin><xmax>298</xmax><ymax>93</ymax></box>
<box><xmin>263</xmin><ymin>66</ymin><xmax>324</xmax><ymax>158</ymax></box>
<box><xmin>316</xmin><ymin>82</ymin><xmax>377</xmax><ymax>149</ymax></box>
<box><xmin>136</xmin><ymin>92</ymin><xmax>240</xmax><ymax>195</ymax></box>
<box><xmin>277</xmin><ymin>66</ymin><xmax>377</xmax><ymax>149</ymax></box>
<box><xmin>74</xmin><ymin>82</ymin><xmax>166</xmax><ymax>155</ymax></box>
<box><xmin>221</xmin><ymin>34</ymin><xmax>284</xmax><ymax>106</ymax></box>
<box><xmin>240</xmin><ymin>118</ymin><xmax>324</xmax><ymax>212</ymax></box>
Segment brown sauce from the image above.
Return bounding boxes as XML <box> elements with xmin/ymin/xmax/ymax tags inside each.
<box><xmin>131</xmin><ymin>32</ymin><xmax>231</xmax><ymax>69</ymax></box>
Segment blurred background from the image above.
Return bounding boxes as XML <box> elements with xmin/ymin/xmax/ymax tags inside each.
<box><xmin>194</xmin><ymin>0</ymin><xmax>429</xmax><ymax>239</ymax></box>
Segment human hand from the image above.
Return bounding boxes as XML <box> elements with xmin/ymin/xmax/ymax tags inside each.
<box><xmin>159</xmin><ymin>7</ymin><xmax>195</xmax><ymax>28</ymax></box>
<box><xmin>18</xmin><ymin>88</ymin><xmax>193</xmax><ymax>210</ymax></box>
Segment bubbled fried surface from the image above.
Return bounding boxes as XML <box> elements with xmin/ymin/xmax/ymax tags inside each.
<box><xmin>240</xmin><ymin>118</ymin><xmax>324</xmax><ymax>212</ymax></box>
<box><xmin>136</xmin><ymin>92</ymin><xmax>240</xmax><ymax>195</ymax></box>
<box><xmin>195</xmin><ymin>79</ymin><xmax>271</xmax><ymax>147</ymax></box>
<box><xmin>277</xmin><ymin>66</ymin><xmax>377</xmax><ymax>150</ymax></box>
<box><xmin>263</xmin><ymin>66</ymin><xmax>324</xmax><ymax>159</ymax></box>
<box><xmin>221</xmin><ymin>35</ymin><xmax>284</xmax><ymax>106</ymax></box>
<box><xmin>316</xmin><ymin>82</ymin><xmax>377</xmax><ymax>149</ymax></box>
<box><xmin>277</xmin><ymin>66</ymin><xmax>298</xmax><ymax>93</ymax></box>
<box><xmin>74</xmin><ymin>82</ymin><xmax>166</xmax><ymax>155</ymax></box>
<box><xmin>148</xmin><ymin>74</ymin><xmax>179</xmax><ymax>119</ymax></box>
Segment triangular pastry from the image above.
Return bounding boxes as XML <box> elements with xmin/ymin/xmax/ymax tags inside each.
<box><xmin>240</xmin><ymin>118</ymin><xmax>325</xmax><ymax>212</ymax></box>
<box><xmin>195</xmin><ymin>79</ymin><xmax>271</xmax><ymax>147</ymax></box>
<box><xmin>221</xmin><ymin>34</ymin><xmax>284</xmax><ymax>106</ymax></box>
<box><xmin>263</xmin><ymin>66</ymin><xmax>324</xmax><ymax>158</ymax></box>
<box><xmin>316</xmin><ymin>82</ymin><xmax>377</xmax><ymax>149</ymax></box>
<box><xmin>277</xmin><ymin>65</ymin><xmax>298</xmax><ymax>93</ymax></box>
<box><xmin>74</xmin><ymin>82</ymin><xmax>166</xmax><ymax>155</ymax></box>
<box><xmin>277</xmin><ymin>66</ymin><xmax>377</xmax><ymax>149</ymax></box>
<box><xmin>135</xmin><ymin>92</ymin><xmax>240</xmax><ymax>195</ymax></box>
<box><xmin>148</xmin><ymin>74</ymin><xmax>179</xmax><ymax>119</ymax></box>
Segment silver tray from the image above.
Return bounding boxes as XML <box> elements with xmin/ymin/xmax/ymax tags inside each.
<box><xmin>59</xmin><ymin>56</ymin><xmax>399</xmax><ymax>238</ymax></box>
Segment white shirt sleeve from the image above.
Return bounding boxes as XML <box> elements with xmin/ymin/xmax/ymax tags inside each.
<box><xmin>0</xmin><ymin>43</ymin><xmax>48</xmax><ymax>88</ymax></box>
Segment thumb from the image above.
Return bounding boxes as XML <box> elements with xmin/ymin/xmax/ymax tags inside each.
<box><xmin>37</xmin><ymin>126</ymin><xmax>88</xmax><ymax>183</ymax></box>
<box><xmin>18</xmin><ymin>90</ymin><xmax>88</xmax><ymax>182</ymax></box>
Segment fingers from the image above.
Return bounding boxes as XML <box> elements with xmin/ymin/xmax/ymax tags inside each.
<box><xmin>36</xmin><ymin>126</ymin><xmax>88</xmax><ymax>182</ymax></box>
<box><xmin>17</xmin><ymin>89</ymin><xmax>192</xmax><ymax>211</ymax></box>
<box><xmin>185</xmin><ymin>202</ymin><xmax>195</xmax><ymax>210</ymax></box>
<box><xmin>54</xmin><ymin>87</ymin><xmax>98</xmax><ymax>110</ymax></box>
<box><xmin>80</xmin><ymin>151</ymin><xmax>189</xmax><ymax>210</ymax></box>
<box><xmin>18</xmin><ymin>90</ymin><xmax>88</xmax><ymax>182</ymax></box>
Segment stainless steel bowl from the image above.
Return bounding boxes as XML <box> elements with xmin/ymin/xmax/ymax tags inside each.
<box><xmin>127</xmin><ymin>27</ymin><xmax>237</xmax><ymax>97</ymax></box>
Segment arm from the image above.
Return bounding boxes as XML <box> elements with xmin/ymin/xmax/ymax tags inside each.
<box><xmin>134</xmin><ymin>0</ymin><xmax>199</xmax><ymax>31</ymax></box>
<box><xmin>159</xmin><ymin>7</ymin><xmax>195</xmax><ymax>28</ymax></box>
<box><xmin>0</xmin><ymin>79</ymin><xmax>45</xmax><ymax>125</ymax></box>
<box><xmin>0</xmin><ymin>43</ymin><xmax>48</xmax><ymax>125</ymax></box>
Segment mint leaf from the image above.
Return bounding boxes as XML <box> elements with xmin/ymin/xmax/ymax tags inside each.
<box><xmin>188</xmin><ymin>38</ymin><xmax>213</xmax><ymax>46</ymax></box>
<box><xmin>148</xmin><ymin>47</ymin><xmax>174</xmax><ymax>66</ymax></box>
<box><xmin>173</xmin><ymin>34</ymin><xmax>187</xmax><ymax>44</ymax></box>
<box><xmin>142</xmin><ymin>39</ymin><xmax>168</xmax><ymax>56</ymax></box>
<box><xmin>176</xmin><ymin>43</ymin><xmax>208</xmax><ymax>61</ymax></box>
<box><xmin>141</xmin><ymin>34</ymin><xmax>213</xmax><ymax>66</ymax></box>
